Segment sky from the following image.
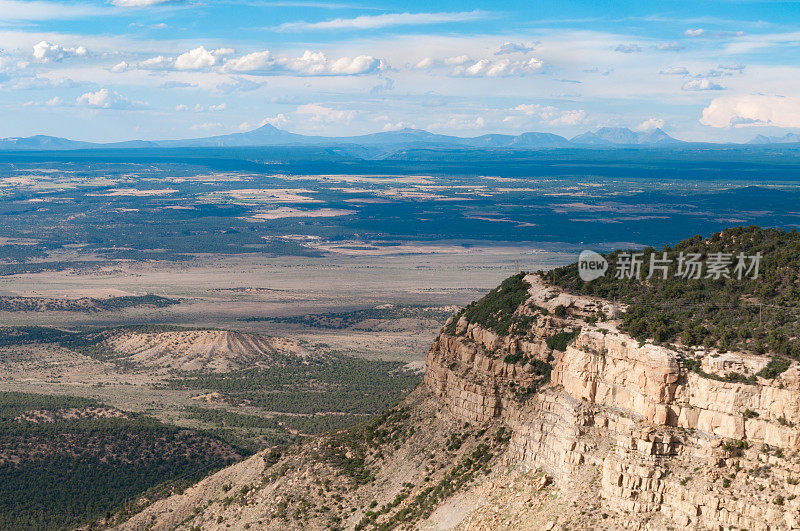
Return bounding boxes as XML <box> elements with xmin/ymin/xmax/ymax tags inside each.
<box><xmin>2</xmin><ymin>0</ymin><xmax>800</xmax><ymax>142</ymax></box>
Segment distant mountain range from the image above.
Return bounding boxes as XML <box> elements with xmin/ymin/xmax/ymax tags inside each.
<box><xmin>0</xmin><ymin>124</ymin><xmax>796</xmax><ymax>152</ymax></box>
<box><xmin>747</xmin><ymin>132</ymin><xmax>800</xmax><ymax>144</ymax></box>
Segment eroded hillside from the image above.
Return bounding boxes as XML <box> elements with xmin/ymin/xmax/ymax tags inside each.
<box><xmin>117</xmin><ymin>268</ymin><xmax>800</xmax><ymax>530</ymax></box>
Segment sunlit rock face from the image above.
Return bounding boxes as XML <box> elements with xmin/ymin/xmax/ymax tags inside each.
<box><xmin>425</xmin><ymin>274</ymin><xmax>800</xmax><ymax>530</ymax></box>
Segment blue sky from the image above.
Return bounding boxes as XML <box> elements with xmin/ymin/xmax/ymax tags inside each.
<box><xmin>1</xmin><ymin>0</ymin><xmax>800</xmax><ymax>142</ymax></box>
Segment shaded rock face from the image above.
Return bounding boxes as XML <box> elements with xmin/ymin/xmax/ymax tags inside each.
<box><xmin>425</xmin><ymin>274</ymin><xmax>800</xmax><ymax>530</ymax></box>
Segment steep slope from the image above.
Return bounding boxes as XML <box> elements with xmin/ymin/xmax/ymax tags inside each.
<box><xmin>117</xmin><ymin>263</ymin><xmax>800</xmax><ymax>530</ymax></box>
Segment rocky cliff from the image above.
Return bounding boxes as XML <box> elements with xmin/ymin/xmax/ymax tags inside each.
<box><xmin>426</xmin><ymin>273</ymin><xmax>800</xmax><ymax>529</ymax></box>
<box><xmin>117</xmin><ymin>273</ymin><xmax>800</xmax><ymax>530</ymax></box>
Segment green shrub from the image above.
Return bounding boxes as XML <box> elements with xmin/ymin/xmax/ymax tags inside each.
<box><xmin>546</xmin><ymin>328</ymin><xmax>581</xmax><ymax>351</ymax></box>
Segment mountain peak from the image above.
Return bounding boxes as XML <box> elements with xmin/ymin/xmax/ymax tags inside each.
<box><xmin>248</xmin><ymin>123</ymin><xmax>293</xmax><ymax>136</ymax></box>
<box><xmin>571</xmin><ymin>127</ymin><xmax>679</xmax><ymax>146</ymax></box>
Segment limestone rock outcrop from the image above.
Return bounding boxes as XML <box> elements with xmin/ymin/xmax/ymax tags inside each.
<box><xmin>425</xmin><ymin>274</ymin><xmax>800</xmax><ymax>529</ymax></box>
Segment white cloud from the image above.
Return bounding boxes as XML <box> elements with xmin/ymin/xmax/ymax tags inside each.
<box><xmin>130</xmin><ymin>47</ymin><xmax>231</xmax><ymax>72</ymax></box>
<box><xmin>264</xmin><ymin>113</ymin><xmax>289</xmax><ymax>127</ymax></box>
<box><xmin>685</xmin><ymin>28</ymin><xmax>745</xmax><ymax>39</ymax></box>
<box><xmin>495</xmin><ymin>42</ymin><xmax>537</xmax><ymax>55</ymax></box>
<box><xmin>111</xmin><ymin>61</ymin><xmax>129</xmax><ymax>73</ymax></box>
<box><xmin>208</xmin><ymin>103</ymin><xmax>226</xmax><ymax>111</ymax></box>
<box><xmin>224</xmin><ymin>50</ymin><xmax>385</xmax><ymax>76</ymax></box>
<box><xmin>659</xmin><ymin>66</ymin><xmax>689</xmax><ymax>75</ymax></box>
<box><xmin>238</xmin><ymin>114</ymin><xmax>289</xmax><ymax>131</ymax></box>
<box><xmin>174</xmin><ymin>46</ymin><xmax>217</xmax><ymax>70</ymax></box>
<box><xmin>295</xmin><ymin>103</ymin><xmax>356</xmax><ymax>125</ymax></box>
<box><xmin>276</xmin><ymin>10</ymin><xmax>486</xmax><ymax>31</ymax></box>
<box><xmin>224</xmin><ymin>51</ymin><xmax>274</xmax><ymax>73</ymax></box>
<box><xmin>555</xmin><ymin>109</ymin><xmax>587</xmax><ymax>125</ymax></box>
<box><xmin>23</xmin><ymin>95</ymin><xmax>65</xmax><ymax>107</ymax></box>
<box><xmin>444</xmin><ymin>55</ymin><xmax>470</xmax><ymax>65</ymax></box>
<box><xmin>415</xmin><ymin>57</ymin><xmax>434</xmax><ymax>69</ymax></box>
<box><xmin>701</xmin><ymin>94</ymin><xmax>800</xmax><ymax>128</ymax></box>
<box><xmin>637</xmin><ymin>117</ymin><xmax>665</xmax><ymax>131</ymax></box>
<box><xmin>139</xmin><ymin>55</ymin><xmax>173</xmax><ymax>70</ymax></box>
<box><xmin>682</xmin><ymin>78</ymin><xmax>724</xmax><ymax>91</ymax></box>
<box><xmin>32</xmin><ymin>41</ymin><xmax>88</xmax><ymax>63</ymax></box>
<box><xmin>452</xmin><ymin>57</ymin><xmax>543</xmax><ymax>77</ymax></box>
<box><xmin>512</xmin><ymin>104</ymin><xmax>587</xmax><ymax>125</ymax></box>
<box><xmin>615</xmin><ymin>44</ymin><xmax>641</xmax><ymax>53</ymax></box>
<box><xmin>76</xmin><ymin>88</ymin><xmax>145</xmax><ymax>110</ymax></box>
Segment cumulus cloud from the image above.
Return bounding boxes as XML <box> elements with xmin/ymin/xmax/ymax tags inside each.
<box><xmin>224</xmin><ymin>49</ymin><xmax>385</xmax><ymax>76</ymax></box>
<box><xmin>111</xmin><ymin>61</ymin><xmax>129</xmax><ymax>73</ymax></box>
<box><xmin>701</xmin><ymin>94</ymin><xmax>800</xmax><ymax>128</ymax></box>
<box><xmin>615</xmin><ymin>44</ymin><xmax>641</xmax><ymax>53</ymax></box>
<box><xmin>23</xmin><ymin>95</ymin><xmax>64</xmax><ymax>107</ymax></box>
<box><xmin>495</xmin><ymin>41</ymin><xmax>537</xmax><ymax>55</ymax></box>
<box><xmin>659</xmin><ymin>66</ymin><xmax>689</xmax><ymax>75</ymax></box>
<box><xmin>223</xmin><ymin>50</ymin><xmax>273</xmax><ymax>72</ymax></box>
<box><xmin>512</xmin><ymin>104</ymin><xmax>587</xmax><ymax>125</ymax></box>
<box><xmin>295</xmin><ymin>103</ymin><xmax>356</xmax><ymax>125</ymax></box>
<box><xmin>138</xmin><ymin>55</ymin><xmax>173</xmax><ymax>70</ymax></box>
<box><xmin>76</xmin><ymin>88</ymin><xmax>145</xmax><ymax>109</ymax></box>
<box><xmin>276</xmin><ymin>10</ymin><xmax>485</xmax><ymax>31</ymax></box>
<box><xmin>682</xmin><ymin>78</ymin><xmax>724</xmax><ymax>91</ymax></box>
<box><xmin>451</xmin><ymin>57</ymin><xmax>543</xmax><ymax>77</ymax></box>
<box><xmin>121</xmin><ymin>47</ymin><xmax>242</xmax><ymax>73</ymax></box>
<box><xmin>174</xmin><ymin>46</ymin><xmax>218</xmax><ymax>70</ymax></box>
<box><xmin>637</xmin><ymin>118</ymin><xmax>665</xmax><ymax>131</ymax></box>
<box><xmin>32</xmin><ymin>41</ymin><xmax>87</xmax><ymax>63</ymax></box>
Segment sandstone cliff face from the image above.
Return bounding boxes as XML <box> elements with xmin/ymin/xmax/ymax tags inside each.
<box><xmin>425</xmin><ymin>274</ymin><xmax>800</xmax><ymax>530</ymax></box>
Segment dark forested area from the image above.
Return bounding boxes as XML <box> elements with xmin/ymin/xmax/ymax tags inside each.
<box><xmin>0</xmin><ymin>392</ymin><xmax>242</xmax><ymax>530</ymax></box>
<box><xmin>550</xmin><ymin>226</ymin><xmax>800</xmax><ymax>364</ymax></box>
